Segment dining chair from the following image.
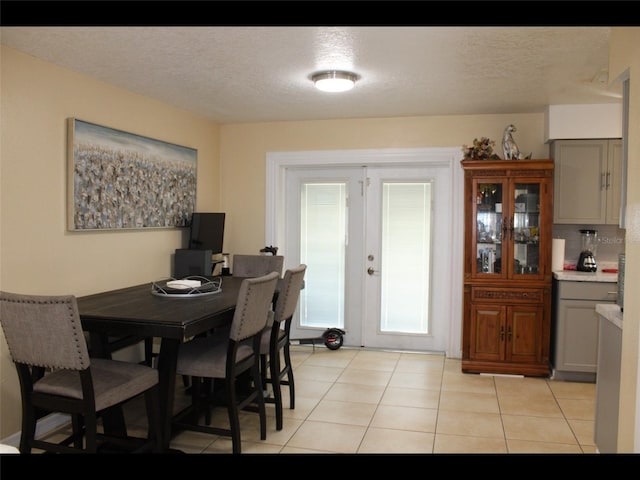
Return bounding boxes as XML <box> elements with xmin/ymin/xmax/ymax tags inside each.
<box><xmin>172</xmin><ymin>271</ymin><xmax>279</xmax><ymax>454</ymax></box>
<box><xmin>177</xmin><ymin>252</ymin><xmax>282</xmax><ymax>393</ymax></box>
<box><xmin>0</xmin><ymin>291</ymin><xmax>162</xmax><ymax>453</ymax></box>
<box><xmin>258</xmin><ymin>264</ymin><xmax>306</xmax><ymax>431</ymax></box>
<box><xmin>231</xmin><ymin>254</ymin><xmax>284</xmax><ymax>278</ymax></box>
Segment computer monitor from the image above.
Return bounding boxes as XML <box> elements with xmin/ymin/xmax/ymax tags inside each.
<box><xmin>188</xmin><ymin>212</ymin><xmax>225</xmax><ymax>254</ymax></box>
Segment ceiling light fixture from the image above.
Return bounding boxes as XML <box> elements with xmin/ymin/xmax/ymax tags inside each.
<box><xmin>312</xmin><ymin>70</ymin><xmax>358</xmax><ymax>93</ymax></box>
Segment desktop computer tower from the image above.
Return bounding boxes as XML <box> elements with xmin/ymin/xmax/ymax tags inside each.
<box><xmin>174</xmin><ymin>249</ymin><xmax>213</xmax><ymax>278</ymax></box>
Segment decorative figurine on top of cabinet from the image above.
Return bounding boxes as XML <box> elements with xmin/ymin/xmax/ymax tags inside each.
<box><xmin>502</xmin><ymin>124</ymin><xmax>532</xmax><ymax>160</ymax></box>
<box><xmin>502</xmin><ymin>124</ymin><xmax>520</xmax><ymax>160</ymax></box>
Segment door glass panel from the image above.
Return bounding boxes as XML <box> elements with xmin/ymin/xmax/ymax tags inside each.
<box><xmin>380</xmin><ymin>182</ymin><xmax>431</xmax><ymax>334</ymax></box>
<box><xmin>299</xmin><ymin>183</ymin><xmax>346</xmax><ymax>328</ymax></box>
<box><xmin>476</xmin><ymin>183</ymin><xmax>503</xmax><ymax>275</ymax></box>
<box><xmin>513</xmin><ymin>183</ymin><xmax>540</xmax><ymax>275</ymax></box>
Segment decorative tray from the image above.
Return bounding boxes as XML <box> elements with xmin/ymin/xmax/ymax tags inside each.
<box><xmin>151</xmin><ymin>276</ymin><xmax>222</xmax><ymax>298</ymax></box>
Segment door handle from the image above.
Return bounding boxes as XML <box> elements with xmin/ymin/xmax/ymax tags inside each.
<box><xmin>367</xmin><ymin>267</ymin><xmax>379</xmax><ymax>275</ymax></box>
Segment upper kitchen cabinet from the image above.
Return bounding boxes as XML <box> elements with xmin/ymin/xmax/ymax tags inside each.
<box><xmin>461</xmin><ymin>159</ymin><xmax>554</xmax><ymax>377</ymax></box>
<box><xmin>551</xmin><ymin>139</ymin><xmax>623</xmax><ymax>225</ymax></box>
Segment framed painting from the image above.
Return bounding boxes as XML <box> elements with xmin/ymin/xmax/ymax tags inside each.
<box><xmin>67</xmin><ymin>118</ymin><xmax>197</xmax><ymax>231</ymax></box>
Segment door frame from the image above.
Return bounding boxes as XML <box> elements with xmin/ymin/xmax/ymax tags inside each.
<box><xmin>265</xmin><ymin>147</ymin><xmax>464</xmax><ymax>358</ymax></box>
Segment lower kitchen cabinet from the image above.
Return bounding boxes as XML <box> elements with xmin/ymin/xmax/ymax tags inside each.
<box><xmin>594</xmin><ymin>305</ymin><xmax>623</xmax><ymax>453</ymax></box>
<box><xmin>551</xmin><ymin>279</ymin><xmax>617</xmax><ymax>382</ymax></box>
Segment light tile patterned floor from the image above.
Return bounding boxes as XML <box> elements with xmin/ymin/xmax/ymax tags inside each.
<box><xmin>42</xmin><ymin>345</ymin><xmax>598</xmax><ymax>454</ymax></box>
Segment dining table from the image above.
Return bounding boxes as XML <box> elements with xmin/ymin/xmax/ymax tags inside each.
<box><xmin>77</xmin><ymin>275</ymin><xmax>246</xmax><ymax>452</ymax></box>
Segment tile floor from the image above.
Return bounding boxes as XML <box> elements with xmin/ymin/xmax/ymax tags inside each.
<box><xmin>42</xmin><ymin>345</ymin><xmax>598</xmax><ymax>454</ymax></box>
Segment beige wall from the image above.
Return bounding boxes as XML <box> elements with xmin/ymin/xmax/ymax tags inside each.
<box><xmin>0</xmin><ymin>46</ymin><xmax>221</xmax><ymax>438</ymax></box>
<box><xmin>608</xmin><ymin>27</ymin><xmax>640</xmax><ymax>453</ymax></box>
<box><xmin>219</xmin><ymin>114</ymin><xmax>548</xmax><ymax>255</ymax></box>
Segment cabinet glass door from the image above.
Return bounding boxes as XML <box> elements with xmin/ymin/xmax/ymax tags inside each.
<box><xmin>512</xmin><ymin>183</ymin><xmax>541</xmax><ymax>277</ymax></box>
<box><xmin>475</xmin><ymin>182</ymin><xmax>503</xmax><ymax>276</ymax></box>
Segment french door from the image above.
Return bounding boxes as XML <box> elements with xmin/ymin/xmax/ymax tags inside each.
<box><xmin>283</xmin><ymin>162</ymin><xmax>453</xmax><ymax>352</ymax></box>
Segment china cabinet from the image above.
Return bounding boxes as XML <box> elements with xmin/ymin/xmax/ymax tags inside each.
<box><xmin>461</xmin><ymin>159</ymin><xmax>554</xmax><ymax>377</ymax></box>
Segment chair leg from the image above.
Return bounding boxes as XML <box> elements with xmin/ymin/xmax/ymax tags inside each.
<box><xmin>84</xmin><ymin>412</ymin><xmax>98</xmax><ymax>453</ymax></box>
<box><xmin>19</xmin><ymin>402</ymin><xmax>36</xmax><ymax>453</ymax></box>
<box><xmin>225</xmin><ymin>376</ymin><xmax>242</xmax><ymax>454</ymax></box>
<box><xmin>283</xmin><ymin>343</ymin><xmax>295</xmax><ymax>410</ymax></box>
<box><xmin>270</xmin><ymin>350</ymin><xmax>284</xmax><ymax>431</ymax></box>
<box><xmin>71</xmin><ymin>414</ymin><xmax>85</xmax><ymax>449</ymax></box>
<box><xmin>252</xmin><ymin>360</ymin><xmax>267</xmax><ymax>441</ymax></box>
<box><xmin>260</xmin><ymin>354</ymin><xmax>268</xmax><ymax>394</ymax></box>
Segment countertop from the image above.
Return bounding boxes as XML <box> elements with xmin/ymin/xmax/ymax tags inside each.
<box><xmin>596</xmin><ymin>303</ymin><xmax>623</xmax><ymax>330</ymax></box>
<box><xmin>553</xmin><ymin>270</ymin><xmax>618</xmax><ymax>282</ymax></box>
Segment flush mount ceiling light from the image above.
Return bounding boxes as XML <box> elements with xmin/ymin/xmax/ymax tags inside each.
<box><xmin>312</xmin><ymin>70</ymin><xmax>358</xmax><ymax>92</ymax></box>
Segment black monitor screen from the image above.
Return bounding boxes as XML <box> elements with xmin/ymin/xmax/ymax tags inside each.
<box><xmin>189</xmin><ymin>212</ymin><xmax>225</xmax><ymax>254</ymax></box>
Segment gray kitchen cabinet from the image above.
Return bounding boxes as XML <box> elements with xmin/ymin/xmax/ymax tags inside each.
<box><xmin>594</xmin><ymin>306</ymin><xmax>622</xmax><ymax>453</ymax></box>
<box><xmin>551</xmin><ymin>139</ymin><xmax>622</xmax><ymax>225</ymax></box>
<box><xmin>551</xmin><ymin>279</ymin><xmax>617</xmax><ymax>382</ymax></box>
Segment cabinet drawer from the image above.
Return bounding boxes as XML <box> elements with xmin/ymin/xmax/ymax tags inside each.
<box><xmin>472</xmin><ymin>287</ymin><xmax>543</xmax><ymax>304</ymax></box>
<box><xmin>557</xmin><ymin>281</ymin><xmax>617</xmax><ymax>301</ymax></box>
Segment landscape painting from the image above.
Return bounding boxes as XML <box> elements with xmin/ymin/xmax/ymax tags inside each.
<box><xmin>67</xmin><ymin>118</ymin><xmax>197</xmax><ymax>231</ymax></box>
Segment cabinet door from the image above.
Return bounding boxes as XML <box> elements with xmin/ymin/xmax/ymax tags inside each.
<box><xmin>472</xmin><ymin>178</ymin><xmax>505</xmax><ymax>279</ymax></box>
<box><xmin>554</xmin><ymin>299</ymin><xmax>600</xmax><ymax>372</ymax></box>
<box><xmin>606</xmin><ymin>139</ymin><xmax>623</xmax><ymax>225</ymax></box>
<box><xmin>469</xmin><ymin>304</ymin><xmax>505</xmax><ymax>361</ymax></box>
<box><xmin>552</xmin><ymin>140</ymin><xmax>607</xmax><ymax>224</ymax></box>
<box><xmin>510</xmin><ymin>180</ymin><xmax>546</xmax><ymax>280</ymax></box>
<box><xmin>507</xmin><ymin>305</ymin><xmax>543</xmax><ymax>364</ymax></box>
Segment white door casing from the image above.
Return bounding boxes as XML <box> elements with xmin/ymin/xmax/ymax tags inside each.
<box><xmin>265</xmin><ymin>147</ymin><xmax>464</xmax><ymax>357</ymax></box>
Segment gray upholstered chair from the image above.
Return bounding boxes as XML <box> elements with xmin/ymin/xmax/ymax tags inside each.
<box><xmin>172</xmin><ymin>271</ymin><xmax>279</xmax><ymax>454</ymax></box>
<box><xmin>231</xmin><ymin>254</ymin><xmax>284</xmax><ymax>278</ymax></box>
<box><xmin>258</xmin><ymin>264</ymin><xmax>306</xmax><ymax>431</ymax></box>
<box><xmin>0</xmin><ymin>291</ymin><xmax>161</xmax><ymax>453</ymax></box>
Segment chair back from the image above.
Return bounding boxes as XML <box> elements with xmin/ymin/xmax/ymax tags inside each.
<box><xmin>0</xmin><ymin>292</ymin><xmax>90</xmax><ymax>371</ymax></box>
<box><xmin>229</xmin><ymin>272</ymin><xmax>279</xmax><ymax>342</ymax></box>
<box><xmin>232</xmin><ymin>254</ymin><xmax>284</xmax><ymax>278</ymax></box>
<box><xmin>274</xmin><ymin>264</ymin><xmax>307</xmax><ymax>324</ymax></box>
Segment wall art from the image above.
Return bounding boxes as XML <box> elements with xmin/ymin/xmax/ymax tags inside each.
<box><xmin>67</xmin><ymin>118</ymin><xmax>197</xmax><ymax>231</ymax></box>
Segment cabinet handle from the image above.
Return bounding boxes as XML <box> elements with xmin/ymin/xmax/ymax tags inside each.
<box><xmin>500</xmin><ymin>325</ymin><xmax>505</xmax><ymax>341</ymax></box>
<box><xmin>601</xmin><ymin>173</ymin><xmax>606</xmax><ymax>190</ymax></box>
<box><xmin>606</xmin><ymin>171</ymin><xmax>611</xmax><ymax>188</ymax></box>
<box><xmin>507</xmin><ymin>326</ymin><xmax>512</xmax><ymax>341</ymax></box>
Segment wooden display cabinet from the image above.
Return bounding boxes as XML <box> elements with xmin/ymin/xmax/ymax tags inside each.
<box><xmin>461</xmin><ymin>159</ymin><xmax>554</xmax><ymax>377</ymax></box>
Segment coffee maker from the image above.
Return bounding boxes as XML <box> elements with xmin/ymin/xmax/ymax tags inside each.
<box><xmin>577</xmin><ymin>229</ymin><xmax>598</xmax><ymax>272</ymax></box>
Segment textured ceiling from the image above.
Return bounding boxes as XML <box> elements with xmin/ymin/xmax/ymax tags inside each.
<box><xmin>0</xmin><ymin>26</ymin><xmax>622</xmax><ymax>123</ymax></box>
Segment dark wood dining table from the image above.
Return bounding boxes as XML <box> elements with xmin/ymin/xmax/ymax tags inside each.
<box><xmin>77</xmin><ymin>275</ymin><xmax>246</xmax><ymax>452</ymax></box>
